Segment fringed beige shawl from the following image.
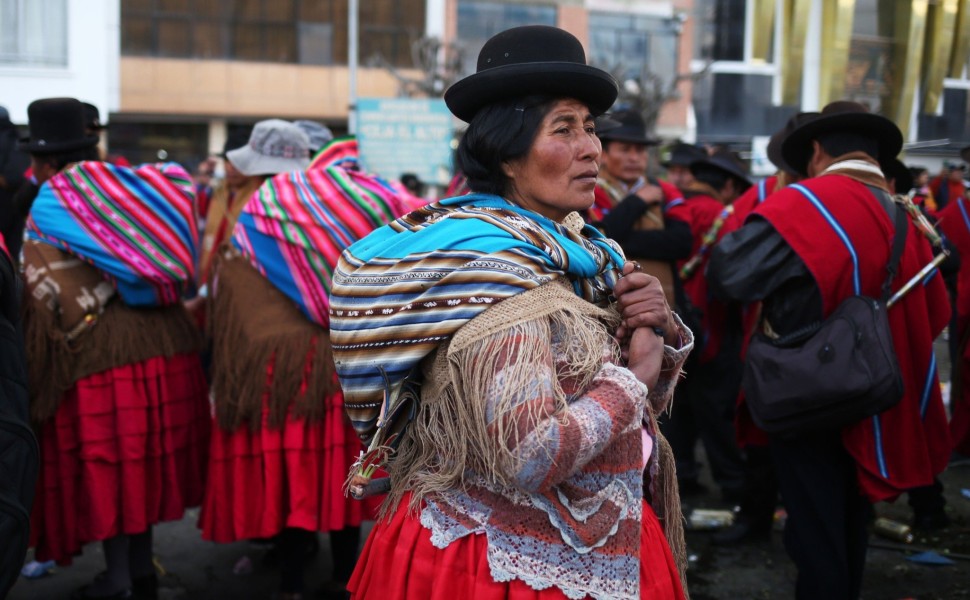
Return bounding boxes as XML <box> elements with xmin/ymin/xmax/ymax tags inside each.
<box><xmin>382</xmin><ymin>277</ymin><xmax>690</xmax><ymax>594</ymax></box>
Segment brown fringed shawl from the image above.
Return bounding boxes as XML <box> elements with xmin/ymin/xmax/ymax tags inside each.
<box><xmin>24</xmin><ymin>240</ymin><xmax>202</xmax><ymax>423</ymax></box>
<box><xmin>207</xmin><ymin>251</ymin><xmax>338</xmax><ymax>431</ymax></box>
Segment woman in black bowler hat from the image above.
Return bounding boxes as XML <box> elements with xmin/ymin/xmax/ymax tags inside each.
<box><xmin>329</xmin><ymin>25</ymin><xmax>692</xmax><ymax>600</ymax></box>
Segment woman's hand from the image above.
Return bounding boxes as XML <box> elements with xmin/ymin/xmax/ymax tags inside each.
<box><xmin>626</xmin><ymin>326</ymin><xmax>664</xmax><ymax>389</ymax></box>
<box><xmin>613</xmin><ymin>261</ymin><xmax>678</xmax><ymax>350</ymax></box>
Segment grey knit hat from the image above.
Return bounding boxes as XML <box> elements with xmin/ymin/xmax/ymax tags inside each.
<box><xmin>226</xmin><ymin>119</ymin><xmax>311</xmax><ymax>176</ymax></box>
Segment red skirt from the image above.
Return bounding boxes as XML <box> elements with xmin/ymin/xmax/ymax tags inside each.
<box><xmin>199</xmin><ymin>376</ymin><xmax>377</xmax><ymax>542</ymax></box>
<box><xmin>349</xmin><ymin>495</ymin><xmax>686</xmax><ymax>600</ymax></box>
<box><xmin>31</xmin><ymin>353</ymin><xmax>211</xmax><ymax>564</ymax></box>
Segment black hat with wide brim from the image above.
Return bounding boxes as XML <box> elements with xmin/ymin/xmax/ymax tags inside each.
<box><xmin>781</xmin><ymin>101</ymin><xmax>903</xmax><ymax>177</ymax></box>
<box><xmin>766</xmin><ymin>112</ymin><xmax>818</xmax><ymax>174</ymax></box>
<box><xmin>661</xmin><ymin>142</ymin><xmax>707</xmax><ymax>168</ymax></box>
<box><xmin>881</xmin><ymin>157</ymin><xmax>914</xmax><ymax>194</ymax></box>
<box><xmin>19</xmin><ymin>97</ymin><xmax>99</xmax><ymax>154</ymax></box>
<box><xmin>597</xmin><ymin>109</ymin><xmax>661</xmax><ymax>146</ymax></box>
<box><xmin>445</xmin><ymin>25</ymin><xmax>618</xmax><ymax>123</ymax></box>
<box><xmin>690</xmin><ymin>152</ymin><xmax>753</xmax><ymax>190</ymax></box>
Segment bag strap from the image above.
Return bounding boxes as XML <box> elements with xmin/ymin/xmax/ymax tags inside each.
<box><xmin>866</xmin><ymin>185</ymin><xmax>908</xmax><ymax>302</ymax></box>
<box><xmin>881</xmin><ymin>203</ymin><xmax>908</xmax><ymax>301</ymax></box>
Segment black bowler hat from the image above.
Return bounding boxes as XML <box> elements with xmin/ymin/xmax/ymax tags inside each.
<box><xmin>661</xmin><ymin>142</ymin><xmax>706</xmax><ymax>168</ymax></box>
<box><xmin>766</xmin><ymin>112</ymin><xmax>818</xmax><ymax>174</ymax></box>
<box><xmin>19</xmin><ymin>97</ymin><xmax>99</xmax><ymax>154</ymax></box>
<box><xmin>82</xmin><ymin>102</ymin><xmax>107</xmax><ymax>131</ymax></box>
<box><xmin>781</xmin><ymin>100</ymin><xmax>903</xmax><ymax>177</ymax></box>
<box><xmin>444</xmin><ymin>25</ymin><xmax>618</xmax><ymax>123</ymax></box>
<box><xmin>691</xmin><ymin>150</ymin><xmax>752</xmax><ymax>190</ymax></box>
<box><xmin>597</xmin><ymin>109</ymin><xmax>660</xmax><ymax>146</ymax></box>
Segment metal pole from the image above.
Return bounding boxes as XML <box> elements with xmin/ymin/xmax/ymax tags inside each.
<box><xmin>348</xmin><ymin>0</ymin><xmax>359</xmax><ymax>135</ymax></box>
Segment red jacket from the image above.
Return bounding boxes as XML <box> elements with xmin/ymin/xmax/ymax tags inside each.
<box><xmin>668</xmin><ymin>192</ymin><xmax>725</xmax><ymax>363</ymax></box>
<box><xmin>719</xmin><ymin>176</ymin><xmax>778</xmax><ymax>448</ymax></box>
<box><xmin>935</xmin><ymin>197</ymin><xmax>970</xmax><ymax>454</ymax></box>
<box><xmin>757</xmin><ymin>174</ymin><xmax>951</xmax><ymax>502</ymax></box>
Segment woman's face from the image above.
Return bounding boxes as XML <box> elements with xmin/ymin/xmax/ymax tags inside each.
<box><xmin>502</xmin><ymin>98</ymin><xmax>601</xmax><ymax>222</ymax></box>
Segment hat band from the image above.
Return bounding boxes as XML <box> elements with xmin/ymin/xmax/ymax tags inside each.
<box><xmin>251</xmin><ymin>141</ymin><xmax>309</xmax><ymax>159</ymax></box>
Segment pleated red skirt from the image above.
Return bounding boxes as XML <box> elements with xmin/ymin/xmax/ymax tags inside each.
<box><xmin>349</xmin><ymin>495</ymin><xmax>686</xmax><ymax>600</ymax></box>
<box><xmin>199</xmin><ymin>367</ymin><xmax>377</xmax><ymax>542</ymax></box>
<box><xmin>31</xmin><ymin>353</ymin><xmax>211</xmax><ymax>564</ymax></box>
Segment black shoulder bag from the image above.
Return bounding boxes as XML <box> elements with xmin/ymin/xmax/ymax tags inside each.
<box><xmin>742</xmin><ymin>198</ymin><xmax>908</xmax><ymax>439</ymax></box>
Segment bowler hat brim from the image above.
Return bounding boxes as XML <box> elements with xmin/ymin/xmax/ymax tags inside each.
<box><xmin>445</xmin><ymin>62</ymin><xmax>618</xmax><ymax>123</ymax></box>
<box><xmin>781</xmin><ymin>112</ymin><xmax>902</xmax><ymax>177</ymax></box>
<box><xmin>19</xmin><ymin>134</ymin><xmax>100</xmax><ymax>154</ymax></box>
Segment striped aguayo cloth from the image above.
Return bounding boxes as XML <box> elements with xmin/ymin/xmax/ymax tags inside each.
<box><xmin>328</xmin><ymin>194</ymin><xmax>626</xmax><ymax>439</ymax></box>
<box><xmin>232</xmin><ymin>139</ymin><xmax>424</xmax><ymax>327</ymax></box>
<box><xmin>27</xmin><ymin>161</ymin><xmax>198</xmax><ymax>307</ymax></box>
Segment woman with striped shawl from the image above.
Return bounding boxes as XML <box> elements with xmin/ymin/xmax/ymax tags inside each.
<box><xmin>199</xmin><ymin>135</ymin><xmax>418</xmax><ymax>600</ymax></box>
<box><xmin>330</xmin><ymin>26</ymin><xmax>692</xmax><ymax>600</ymax></box>
<box><xmin>21</xmin><ymin>98</ymin><xmax>209</xmax><ymax>600</ymax></box>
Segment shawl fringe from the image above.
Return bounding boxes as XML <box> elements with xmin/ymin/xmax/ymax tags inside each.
<box><xmin>26</xmin><ymin>295</ymin><xmax>202</xmax><ymax>424</ymax></box>
<box><xmin>376</xmin><ymin>279</ymin><xmax>688</xmax><ymax>583</ymax></box>
<box><xmin>208</xmin><ymin>252</ymin><xmax>338</xmax><ymax>431</ymax></box>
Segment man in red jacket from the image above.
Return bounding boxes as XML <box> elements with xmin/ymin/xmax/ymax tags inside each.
<box><xmin>708</xmin><ymin>102</ymin><xmax>952</xmax><ymax>599</ymax></box>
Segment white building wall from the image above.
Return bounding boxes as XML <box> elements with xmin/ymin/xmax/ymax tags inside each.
<box><xmin>0</xmin><ymin>0</ymin><xmax>120</xmax><ymax>125</ymax></box>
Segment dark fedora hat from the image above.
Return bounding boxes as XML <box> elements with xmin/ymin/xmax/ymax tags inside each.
<box><xmin>691</xmin><ymin>150</ymin><xmax>752</xmax><ymax>190</ymax></box>
<box><xmin>881</xmin><ymin>157</ymin><xmax>914</xmax><ymax>194</ymax></box>
<box><xmin>781</xmin><ymin>100</ymin><xmax>903</xmax><ymax>177</ymax></box>
<box><xmin>661</xmin><ymin>142</ymin><xmax>707</xmax><ymax>168</ymax></box>
<box><xmin>594</xmin><ymin>113</ymin><xmax>622</xmax><ymax>136</ymax></box>
<box><xmin>20</xmin><ymin>97</ymin><xmax>99</xmax><ymax>154</ymax></box>
<box><xmin>597</xmin><ymin>109</ymin><xmax>660</xmax><ymax>146</ymax></box>
<box><xmin>766</xmin><ymin>111</ymin><xmax>818</xmax><ymax>174</ymax></box>
<box><xmin>444</xmin><ymin>25</ymin><xmax>618</xmax><ymax>123</ymax></box>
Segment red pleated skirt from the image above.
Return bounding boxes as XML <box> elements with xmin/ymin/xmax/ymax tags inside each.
<box><xmin>349</xmin><ymin>495</ymin><xmax>686</xmax><ymax>600</ymax></box>
<box><xmin>199</xmin><ymin>366</ymin><xmax>377</xmax><ymax>542</ymax></box>
<box><xmin>31</xmin><ymin>353</ymin><xmax>211</xmax><ymax>564</ymax></box>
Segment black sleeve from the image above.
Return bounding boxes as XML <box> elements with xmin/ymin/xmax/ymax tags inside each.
<box><xmin>707</xmin><ymin>216</ymin><xmax>809</xmax><ymax>303</ymax></box>
<box><xmin>600</xmin><ymin>195</ymin><xmax>693</xmax><ymax>261</ymax></box>
<box><xmin>0</xmin><ymin>135</ymin><xmax>29</xmax><ymax>190</ymax></box>
<box><xmin>618</xmin><ymin>217</ymin><xmax>693</xmax><ymax>261</ymax></box>
<box><xmin>599</xmin><ymin>194</ymin><xmax>649</xmax><ymax>239</ymax></box>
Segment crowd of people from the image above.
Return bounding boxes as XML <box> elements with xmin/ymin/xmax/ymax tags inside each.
<box><xmin>0</xmin><ymin>22</ymin><xmax>968</xmax><ymax>600</ymax></box>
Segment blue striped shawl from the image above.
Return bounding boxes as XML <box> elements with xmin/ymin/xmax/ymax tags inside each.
<box><xmin>329</xmin><ymin>194</ymin><xmax>625</xmax><ymax>439</ymax></box>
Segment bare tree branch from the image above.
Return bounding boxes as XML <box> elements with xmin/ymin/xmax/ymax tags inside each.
<box><xmin>369</xmin><ymin>36</ymin><xmax>467</xmax><ymax>98</ymax></box>
<box><xmin>599</xmin><ymin>61</ymin><xmax>712</xmax><ymax>136</ymax></box>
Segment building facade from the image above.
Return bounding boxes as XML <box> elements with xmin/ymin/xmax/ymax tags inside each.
<box><xmin>2</xmin><ymin>0</ymin><xmax>968</xmax><ymax>175</ymax></box>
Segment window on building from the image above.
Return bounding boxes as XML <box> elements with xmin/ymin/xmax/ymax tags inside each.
<box><xmin>107</xmin><ymin>121</ymin><xmax>209</xmax><ymax>171</ymax></box>
<box><xmin>121</xmin><ymin>0</ymin><xmax>424</xmax><ymax>67</ymax></box>
<box><xmin>693</xmin><ymin>72</ymin><xmax>794</xmax><ymax>142</ymax></box>
<box><xmin>693</xmin><ymin>0</ymin><xmax>745</xmax><ymax>62</ymax></box>
<box><xmin>588</xmin><ymin>12</ymin><xmax>679</xmax><ymax>83</ymax></box>
<box><xmin>0</xmin><ymin>0</ymin><xmax>68</xmax><ymax>67</ymax></box>
<box><xmin>456</xmin><ymin>1</ymin><xmax>557</xmax><ymax>76</ymax></box>
<box><xmin>844</xmin><ymin>0</ymin><xmax>894</xmax><ymax>115</ymax></box>
<box><xmin>918</xmin><ymin>88</ymin><xmax>970</xmax><ymax>146</ymax></box>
